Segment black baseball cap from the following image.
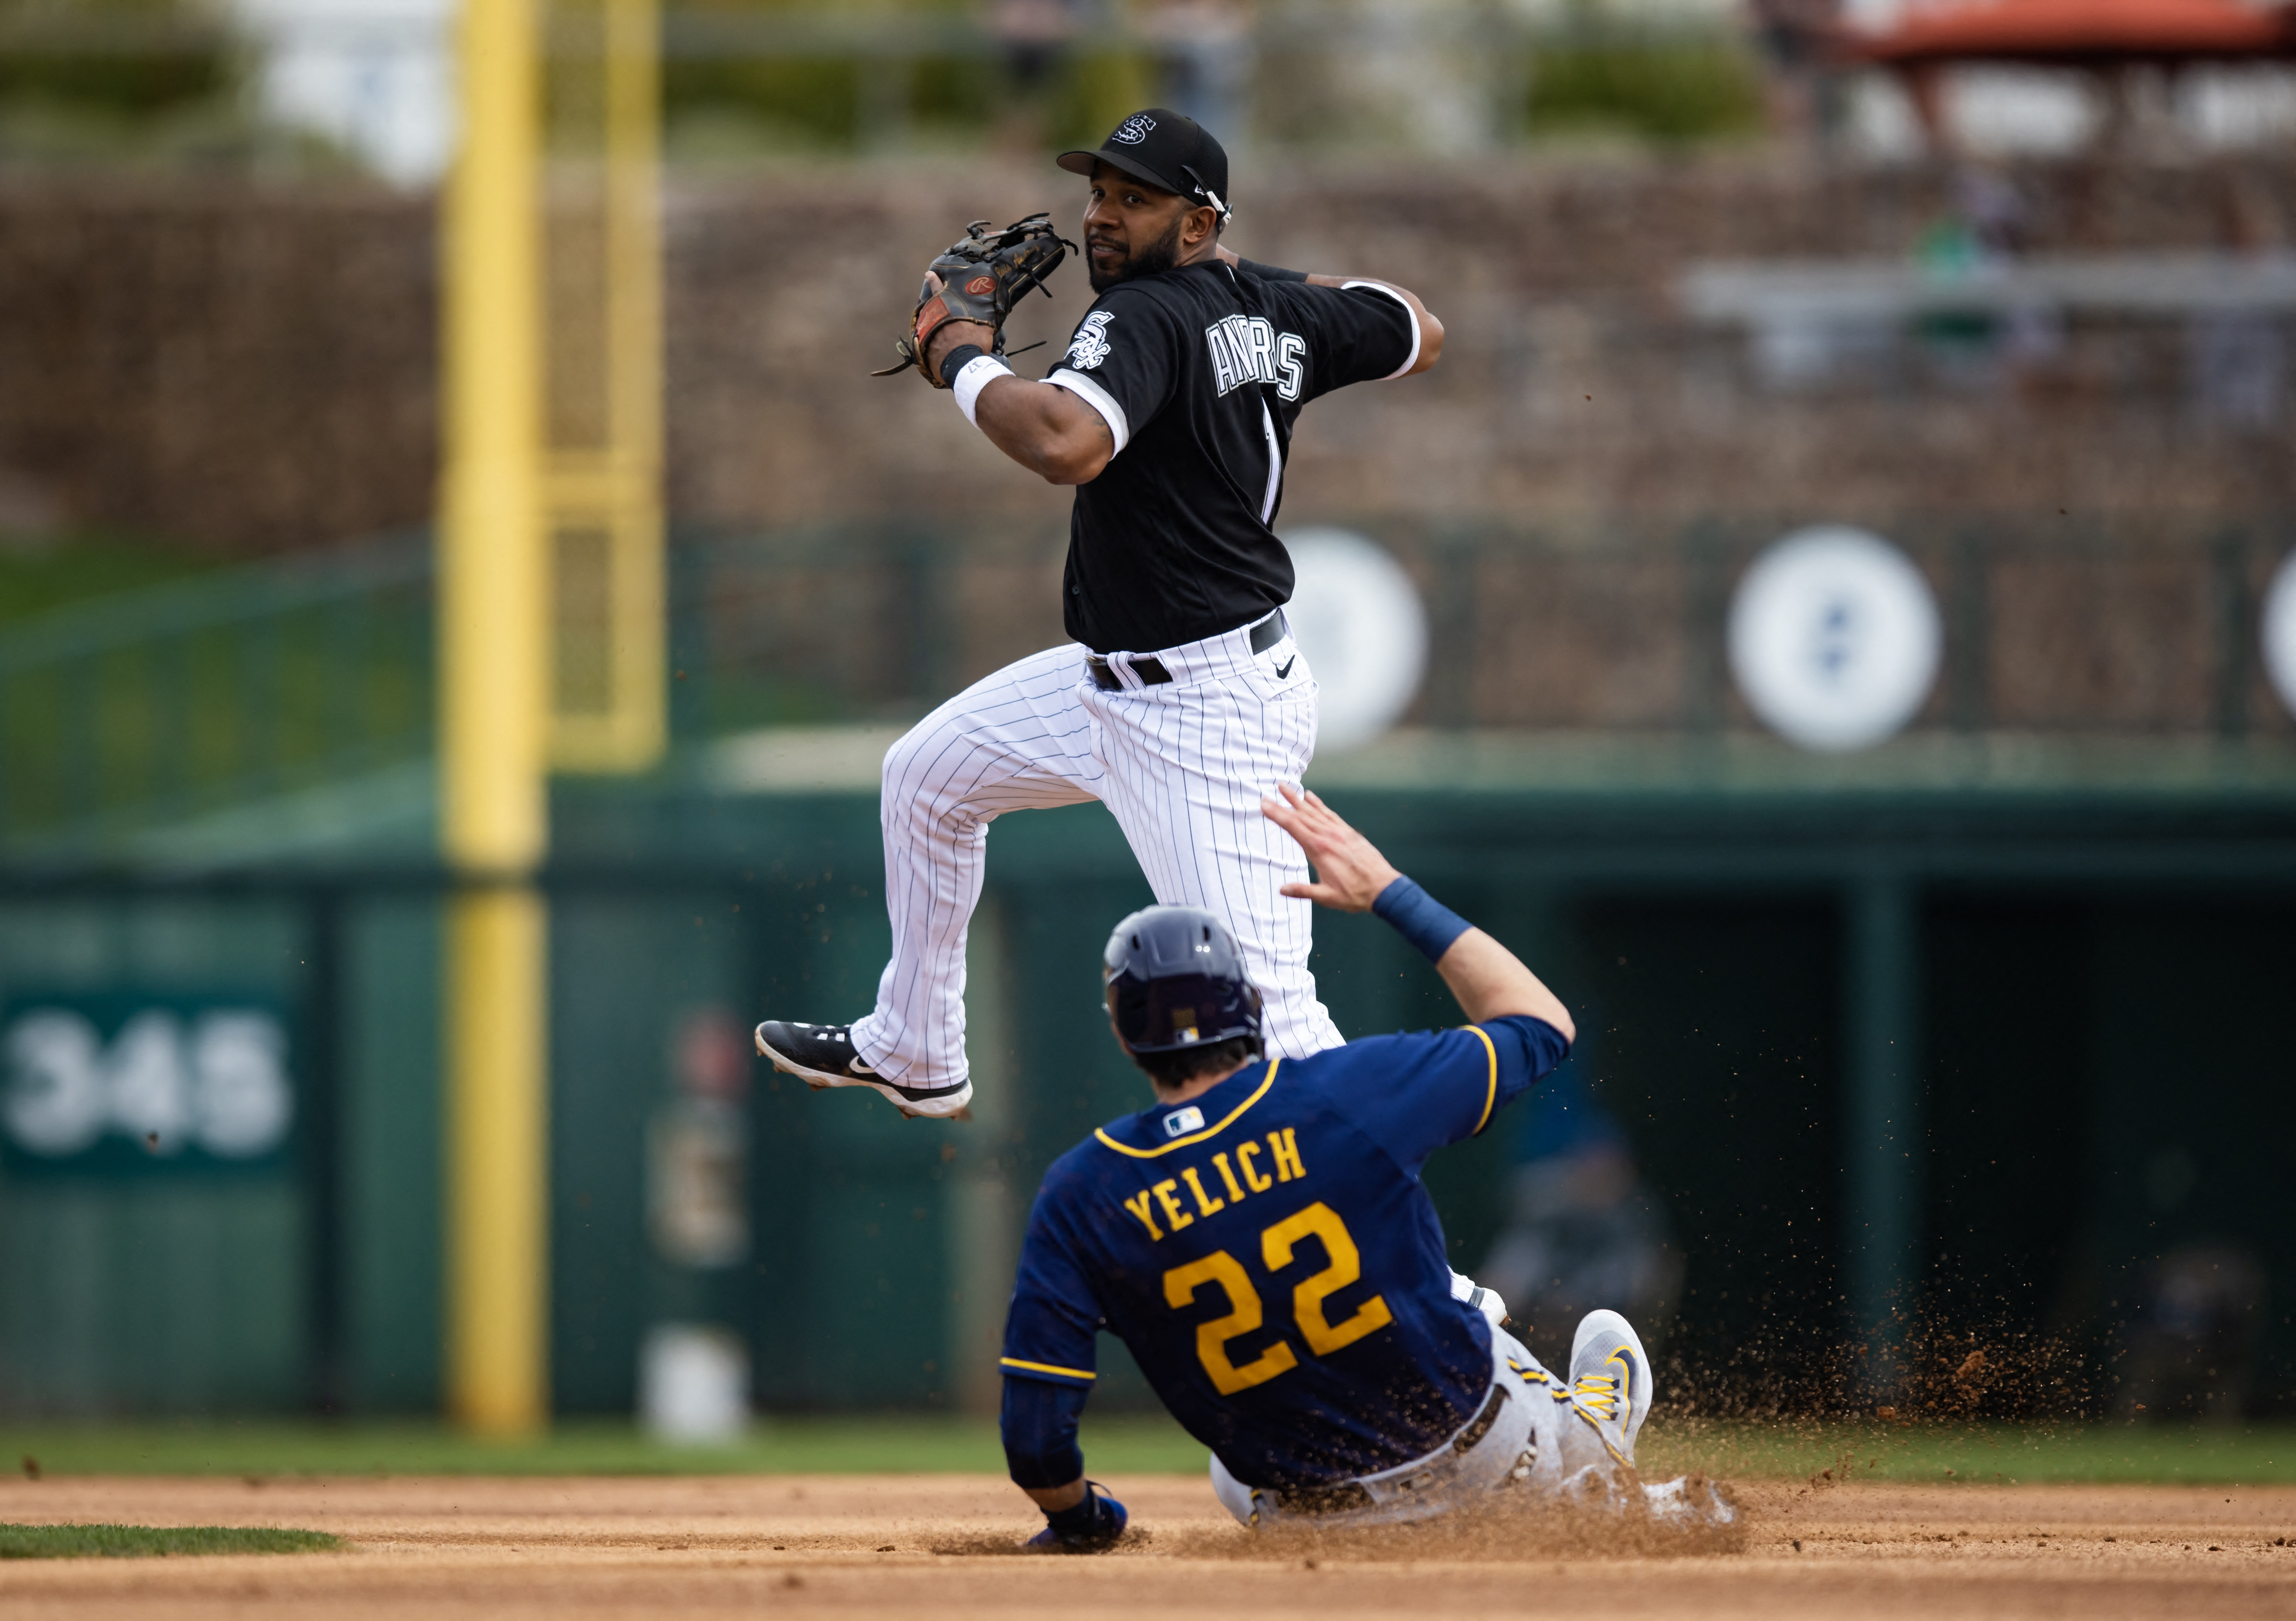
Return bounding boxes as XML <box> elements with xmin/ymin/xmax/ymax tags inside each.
<box><xmin>1058</xmin><ymin>109</ymin><xmax>1230</xmax><ymax>222</ymax></box>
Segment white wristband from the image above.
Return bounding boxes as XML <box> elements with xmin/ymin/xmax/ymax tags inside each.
<box><xmin>953</xmin><ymin>354</ymin><xmax>1014</xmax><ymax>426</ymax></box>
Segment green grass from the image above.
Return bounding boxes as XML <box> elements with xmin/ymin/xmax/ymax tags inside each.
<box><xmin>0</xmin><ymin>1414</ymin><xmax>1203</xmax><ymax>1479</ymax></box>
<box><xmin>4</xmin><ymin>1414</ymin><xmax>2295</xmax><ymax>1486</ymax></box>
<box><xmin>1643</xmin><ymin>1417</ymin><xmax>2296</xmax><ymax>1487</ymax></box>
<box><xmin>0</xmin><ymin>1524</ymin><xmax>339</xmax><ymax>1559</ymax></box>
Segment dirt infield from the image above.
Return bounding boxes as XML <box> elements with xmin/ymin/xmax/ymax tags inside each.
<box><xmin>0</xmin><ymin>1473</ymin><xmax>2293</xmax><ymax>1619</ymax></box>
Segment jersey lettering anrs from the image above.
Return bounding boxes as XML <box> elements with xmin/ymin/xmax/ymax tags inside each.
<box><xmin>1205</xmin><ymin>314</ymin><xmax>1306</xmax><ymax>402</ymax></box>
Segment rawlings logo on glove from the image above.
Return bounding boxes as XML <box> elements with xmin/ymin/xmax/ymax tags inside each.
<box><xmin>872</xmin><ymin>213</ymin><xmax>1078</xmax><ymax>389</ymax></box>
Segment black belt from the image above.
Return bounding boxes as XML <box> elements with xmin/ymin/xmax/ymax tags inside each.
<box><xmin>1270</xmin><ymin>1381</ymin><xmax>1509</xmax><ymax>1517</ymax></box>
<box><xmin>1086</xmin><ymin>611</ymin><xmax>1285</xmax><ymax>693</ymax></box>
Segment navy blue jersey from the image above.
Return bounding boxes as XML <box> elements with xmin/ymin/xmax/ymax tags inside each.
<box><xmin>1000</xmin><ymin>1015</ymin><xmax>1568</xmax><ymax>1491</ymax></box>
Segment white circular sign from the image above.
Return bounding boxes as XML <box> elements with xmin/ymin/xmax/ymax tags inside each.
<box><xmin>2265</xmin><ymin>550</ymin><xmax>2296</xmax><ymax>722</ymax></box>
<box><xmin>1280</xmin><ymin>527</ymin><xmax>1428</xmax><ymax>755</ymax></box>
<box><xmin>1729</xmin><ymin>526</ymin><xmax>1941</xmax><ymax>752</ymax></box>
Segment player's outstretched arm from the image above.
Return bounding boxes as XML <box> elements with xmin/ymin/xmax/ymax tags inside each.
<box><xmin>1003</xmin><ymin>1374</ymin><xmax>1130</xmax><ymax>1550</ymax></box>
<box><xmin>921</xmin><ymin>295</ymin><xmax>1115</xmax><ymax>485</ymax></box>
<box><xmin>1215</xmin><ymin>245</ymin><xmax>1444</xmax><ymax>375</ymax></box>
<box><xmin>1261</xmin><ymin>784</ymin><xmax>1573</xmax><ymax>1041</ymax></box>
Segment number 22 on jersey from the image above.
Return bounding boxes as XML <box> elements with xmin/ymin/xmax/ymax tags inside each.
<box><xmin>1162</xmin><ymin>1201</ymin><xmax>1394</xmax><ymax>1395</ymax></box>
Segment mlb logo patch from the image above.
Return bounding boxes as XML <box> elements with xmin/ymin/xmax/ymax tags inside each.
<box><xmin>1164</xmin><ymin>1105</ymin><xmax>1205</xmax><ymax>1137</ymax></box>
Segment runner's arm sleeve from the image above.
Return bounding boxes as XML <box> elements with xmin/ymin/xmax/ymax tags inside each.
<box><xmin>1278</xmin><ymin>280</ymin><xmax>1419</xmax><ymax>399</ymax></box>
<box><xmin>999</xmin><ymin>1199</ymin><xmax>1103</xmax><ymax>1486</ymax></box>
<box><xmin>1044</xmin><ymin>287</ymin><xmax>1181</xmax><ymax>458</ymax></box>
<box><xmin>1319</xmin><ymin>1015</ymin><xmax>1571</xmax><ymax>1173</ymax></box>
<box><xmin>1002</xmin><ymin>1374</ymin><xmax>1089</xmax><ymax>1488</ymax></box>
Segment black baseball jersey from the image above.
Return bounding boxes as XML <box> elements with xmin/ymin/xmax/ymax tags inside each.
<box><xmin>1046</xmin><ymin>261</ymin><xmax>1418</xmax><ymax>655</ymax></box>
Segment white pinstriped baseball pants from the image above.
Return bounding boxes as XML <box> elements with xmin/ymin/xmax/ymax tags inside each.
<box><xmin>847</xmin><ymin>615</ymin><xmax>1346</xmax><ymax>1089</ymax></box>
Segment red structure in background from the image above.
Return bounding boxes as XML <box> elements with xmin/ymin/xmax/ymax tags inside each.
<box><xmin>1838</xmin><ymin>0</ymin><xmax>2296</xmax><ymax>146</ymax></box>
<box><xmin>1850</xmin><ymin>0</ymin><xmax>2296</xmax><ymax>67</ymax></box>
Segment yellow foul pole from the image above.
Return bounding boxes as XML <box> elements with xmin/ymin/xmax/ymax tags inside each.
<box><xmin>440</xmin><ymin>0</ymin><xmax>549</xmax><ymax>1434</ymax></box>
<box><xmin>545</xmin><ymin>0</ymin><xmax>664</xmax><ymax>773</ymax></box>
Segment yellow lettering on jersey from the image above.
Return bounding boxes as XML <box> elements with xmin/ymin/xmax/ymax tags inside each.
<box><xmin>1163</xmin><ymin>1251</ymin><xmax>1298</xmax><ymax>1396</ymax></box>
<box><xmin>1236</xmin><ymin>1140</ymin><xmax>1273</xmax><ymax>1193</ymax></box>
<box><xmin>1262</xmin><ymin>1200</ymin><xmax>1394</xmax><ymax>1356</ymax></box>
<box><xmin>1268</xmin><ymin>1127</ymin><xmax>1305</xmax><ymax>1182</ymax></box>
<box><xmin>1152</xmin><ymin>1177</ymin><xmax>1194</xmax><ymax>1233</ymax></box>
<box><xmin>1121</xmin><ymin>1188</ymin><xmax>1165</xmax><ymax>1242</ymax></box>
<box><xmin>1211</xmin><ymin>1151</ymin><xmax>1247</xmax><ymax>1203</ymax></box>
<box><xmin>1180</xmin><ymin>1165</ymin><xmax>1225</xmax><ymax>1217</ymax></box>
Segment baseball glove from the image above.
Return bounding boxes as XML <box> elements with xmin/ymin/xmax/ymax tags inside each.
<box><xmin>872</xmin><ymin>213</ymin><xmax>1076</xmax><ymax>387</ymax></box>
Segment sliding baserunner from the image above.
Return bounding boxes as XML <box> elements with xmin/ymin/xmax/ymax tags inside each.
<box><xmin>998</xmin><ymin>787</ymin><xmax>1736</xmax><ymax>1547</ymax></box>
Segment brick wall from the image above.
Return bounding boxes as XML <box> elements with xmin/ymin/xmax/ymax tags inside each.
<box><xmin>0</xmin><ymin>178</ymin><xmax>436</xmax><ymax>552</ymax></box>
<box><xmin>2</xmin><ymin>158</ymin><xmax>2293</xmax><ymax>737</ymax></box>
<box><xmin>667</xmin><ymin>154</ymin><xmax>2296</xmax><ymax>535</ymax></box>
<box><xmin>4</xmin><ymin>155</ymin><xmax>2295</xmax><ymax>553</ymax></box>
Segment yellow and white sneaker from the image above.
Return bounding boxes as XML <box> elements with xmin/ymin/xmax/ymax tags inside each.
<box><xmin>1567</xmin><ymin>1308</ymin><xmax>1654</xmax><ymax>1467</ymax></box>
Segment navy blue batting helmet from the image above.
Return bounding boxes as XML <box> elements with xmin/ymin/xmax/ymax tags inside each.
<box><xmin>1102</xmin><ymin>905</ymin><xmax>1264</xmax><ymax>1055</ymax></box>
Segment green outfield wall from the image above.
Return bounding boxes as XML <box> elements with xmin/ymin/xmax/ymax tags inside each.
<box><xmin>0</xmin><ymin>734</ymin><xmax>2292</xmax><ymax>1420</ymax></box>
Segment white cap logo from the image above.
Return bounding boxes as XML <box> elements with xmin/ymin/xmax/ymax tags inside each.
<box><xmin>1112</xmin><ymin>114</ymin><xmax>1156</xmax><ymax>145</ymax></box>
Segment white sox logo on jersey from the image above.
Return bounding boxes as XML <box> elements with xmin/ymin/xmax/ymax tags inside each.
<box><xmin>1067</xmin><ymin>310</ymin><xmax>1115</xmax><ymax>370</ymax></box>
<box><xmin>1205</xmin><ymin>314</ymin><xmax>1306</xmax><ymax>402</ymax></box>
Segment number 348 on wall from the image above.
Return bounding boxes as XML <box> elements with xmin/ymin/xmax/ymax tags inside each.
<box><xmin>1</xmin><ymin>997</ymin><xmax>296</xmax><ymax>1174</ymax></box>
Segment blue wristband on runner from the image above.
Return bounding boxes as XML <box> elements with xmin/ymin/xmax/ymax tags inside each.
<box><xmin>1372</xmin><ymin>875</ymin><xmax>1472</xmax><ymax>963</ymax></box>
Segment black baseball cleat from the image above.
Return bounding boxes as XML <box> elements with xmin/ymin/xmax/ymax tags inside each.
<box><xmin>753</xmin><ymin>1021</ymin><xmax>974</xmax><ymax>1120</ymax></box>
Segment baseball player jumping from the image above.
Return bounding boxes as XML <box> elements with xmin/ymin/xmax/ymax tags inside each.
<box><xmin>999</xmin><ymin>787</ymin><xmax>1736</xmax><ymax>1547</ymax></box>
<box><xmin>755</xmin><ymin>108</ymin><xmax>1443</xmax><ymax>1117</ymax></box>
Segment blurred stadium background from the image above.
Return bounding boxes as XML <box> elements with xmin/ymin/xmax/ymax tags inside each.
<box><xmin>0</xmin><ymin>0</ymin><xmax>2292</xmax><ymax>1455</ymax></box>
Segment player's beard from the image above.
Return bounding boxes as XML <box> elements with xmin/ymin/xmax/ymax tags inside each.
<box><xmin>1088</xmin><ymin>212</ymin><xmax>1187</xmax><ymax>292</ymax></box>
